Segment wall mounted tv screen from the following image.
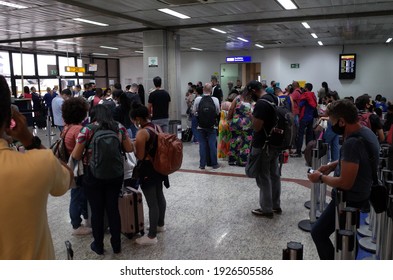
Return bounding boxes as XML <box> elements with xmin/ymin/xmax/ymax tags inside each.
<box><xmin>88</xmin><ymin>63</ymin><xmax>98</xmax><ymax>72</ymax></box>
<box><xmin>339</xmin><ymin>54</ymin><xmax>356</xmax><ymax>79</ymax></box>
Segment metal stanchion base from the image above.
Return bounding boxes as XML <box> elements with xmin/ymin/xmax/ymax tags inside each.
<box><xmin>298</xmin><ymin>219</ymin><xmax>314</xmax><ymax>232</ymax></box>
<box><xmin>358</xmin><ymin>237</ymin><xmax>376</xmax><ymax>253</ymax></box>
<box><xmin>357</xmin><ymin>225</ymin><xmax>372</xmax><ymax>237</ymax></box>
<box><xmin>304</xmin><ymin>201</ymin><xmax>328</xmax><ymax>210</ymax></box>
<box><xmin>365</xmin><ymin>216</ymin><xmax>370</xmax><ymax>225</ymax></box>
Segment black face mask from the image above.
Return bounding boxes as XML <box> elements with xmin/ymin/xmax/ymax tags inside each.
<box><xmin>331</xmin><ymin>121</ymin><xmax>345</xmax><ymax>135</ymax></box>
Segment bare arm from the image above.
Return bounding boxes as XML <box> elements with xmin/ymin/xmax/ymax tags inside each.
<box><xmin>252</xmin><ymin>116</ymin><xmax>264</xmax><ymax>133</ymax></box>
<box><xmin>148</xmin><ymin>103</ymin><xmax>153</xmax><ymax>117</ymax></box>
<box><xmin>71</xmin><ymin>142</ymin><xmax>85</xmax><ymax>161</ymax></box>
<box><xmin>134</xmin><ymin>129</ymin><xmax>150</xmax><ymax>160</ymax></box>
<box><xmin>122</xmin><ymin>134</ymin><xmax>134</xmax><ymax>153</ymax></box>
<box><xmin>227</xmin><ymin>98</ymin><xmax>237</xmax><ymax>121</ymax></box>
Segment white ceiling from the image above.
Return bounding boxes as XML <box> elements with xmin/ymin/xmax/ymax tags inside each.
<box><xmin>0</xmin><ymin>0</ymin><xmax>392</xmax><ymax>57</ymax></box>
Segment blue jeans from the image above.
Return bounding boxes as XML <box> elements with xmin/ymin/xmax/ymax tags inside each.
<box><xmin>198</xmin><ymin>128</ymin><xmax>218</xmax><ymax>168</ymax></box>
<box><xmin>255</xmin><ymin>147</ymin><xmax>281</xmax><ymax>212</ymax></box>
<box><xmin>296</xmin><ymin>118</ymin><xmax>314</xmax><ymax>154</ymax></box>
<box><xmin>191</xmin><ymin>115</ymin><xmax>200</xmax><ymax>143</ymax></box>
<box><xmin>69</xmin><ymin>182</ymin><xmax>88</xmax><ymax>229</ymax></box>
<box><xmin>323</xmin><ymin>123</ymin><xmax>340</xmax><ymax>162</ymax></box>
<box><xmin>152</xmin><ymin>118</ymin><xmax>169</xmax><ymax>133</ymax></box>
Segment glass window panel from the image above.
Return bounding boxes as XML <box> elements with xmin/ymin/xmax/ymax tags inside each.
<box><xmin>0</xmin><ymin>51</ymin><xmax>11</xmax><ymax>76</ymax></box>
<box><xmin>93</xmin><ymin>59</ymin><xmax>106</xmax><ymax>76</ymax></box>
<box><xmin>95</xmin><ymin>77</ymin><xmax>107</xmax><ymax>88</ymax></box>
<box><xmin>37</xmin><ymin>55</ymin><xmax>57</xmax><ymax>76</ymax></box>
<box><xmin>12</xmin><ymin>53</ymin><xmax>35</xmax><ymax>76</ymax></box>
<box><xmin>15</xmin><ymin>79</ymin><xmax>38</xmax><ymax>98</ymax></box>
<box><xmin>40</xmin><ymin>79</ymin><xmax>60</xmax><ymax>95</ymax></box>
<box><xmin>59</xmin><ymin>56</ymin><xmax>76</xmax><ymax>76</ymax></box>
<box><xmin>107</xmin><ymin>59</ymin><xmax>118</xmax><ymax>77</ymax></box>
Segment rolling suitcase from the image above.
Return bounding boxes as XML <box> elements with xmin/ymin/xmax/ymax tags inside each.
<box><xmin>118</xmin><ymin>187</ymin><xmax>145</xmax><ymax>239</ymax></box>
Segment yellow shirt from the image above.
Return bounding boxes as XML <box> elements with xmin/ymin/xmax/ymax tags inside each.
<box><xmin>0</xmin><ymin>139</ymin><xmax>70</xmax><ymax>260</ymax></box>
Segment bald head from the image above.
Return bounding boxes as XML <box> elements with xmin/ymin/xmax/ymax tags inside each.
<box><xmin>292</xmin><ymin>81</ymin><xmax>300</xmax><ymax>88</ymax></box>
<box><xmin>203</xmin><ymin>83</ymin><xmax>212</xmax><ymax>95</ymax></box>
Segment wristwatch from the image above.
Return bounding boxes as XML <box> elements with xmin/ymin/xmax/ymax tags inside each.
<box><xmin>25</xmin><ymin>136</ymin><xmax>41</xmax><ymax>150</ymax></box>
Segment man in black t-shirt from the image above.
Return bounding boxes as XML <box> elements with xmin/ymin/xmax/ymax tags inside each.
<box><xmin>211</xmin><ymin>75</ymin><xmax>223</xmax><ymax>105</ymax></box>
<box><xmin>249</xmin><ymin>81</ymin><xmax>281</xmax><ymax>219</ymax></box>
<box><xmin>148</xmin><ymin>76</ymin><xmax>171</xmax><ymax>133</ymax></box>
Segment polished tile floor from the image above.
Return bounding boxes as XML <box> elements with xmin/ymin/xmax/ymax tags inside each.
<box><xmin>37</xmin><ymin>126</ymin><xmax>321</xmax><ymax>260</ymax></box>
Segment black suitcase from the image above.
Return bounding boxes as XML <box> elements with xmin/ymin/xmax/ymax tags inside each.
<box><xmin>182</xmin><ymin>128</ymin><xmax>193</xmax><ymax>142</ymax></box>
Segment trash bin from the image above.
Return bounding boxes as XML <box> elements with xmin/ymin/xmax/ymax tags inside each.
<box><xmin>169</xmin><ymin>120</ymin><xmax>182</xmax><ymax>139</ymax></box>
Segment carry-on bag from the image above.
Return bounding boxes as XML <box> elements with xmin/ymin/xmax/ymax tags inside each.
<box><xmin>118</xmin><ymin>187</ymin><xmax>145</xmax><ymax>239</ymax></box>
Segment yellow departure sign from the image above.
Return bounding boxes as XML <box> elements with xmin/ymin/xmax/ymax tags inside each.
<box><xmin>65</xmin><ymin>66</ymin><xmax>85</xmax><ymax>73</ymax></box>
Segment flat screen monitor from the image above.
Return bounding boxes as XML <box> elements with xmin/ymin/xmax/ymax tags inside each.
<box><xmin>88</xmin><ymin>63</ymin><xmax>98</xmax><ymax>72</ymax></box>
<box><xmin>339</xmin><ymin>54</ymin><xmax>356</xmax><ymax>79</ymax></box>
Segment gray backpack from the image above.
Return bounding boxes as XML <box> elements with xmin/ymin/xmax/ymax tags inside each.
<box><xmin>88</xmin><ymin>127</ymin><xmax>124</xmax><ymax>179</ymax></box>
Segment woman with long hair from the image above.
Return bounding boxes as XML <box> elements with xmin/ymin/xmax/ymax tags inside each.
<box><xmin>71</xmin><ymin>105</ymin><xmax>133</xmax><ymax>255</ymax></box>
<box><xmin>130</xmin><ymin>103</ymin><xmax>168</xmax><ymax>245</ymax></box>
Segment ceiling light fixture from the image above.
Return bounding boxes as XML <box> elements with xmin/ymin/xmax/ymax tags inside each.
<box><xmin>0</xmin><ymin>1</ymin><xmax>27</xmax><ymax>9</ymax></box>
<box><xmin>276</xmin><ymin>0</ymin><xmax>298</xmax><ymax>10</ymax></box>
<box><xmin>255</xmin><ymin>44</ymin><xmax>264</xmax><ymax>48</ymax></box>
<box><xmin>53</xmin><ymin>40</ymin><xmax>77</xmax><ymax>45</ymax></box>
<box><xmin>91</xmin><ymin>53</ymin><xmax>108</xmax><ymax>56</ymax></box>
<box><xmin>73</xmin><ymin>18</ymin><xmax>109</xmax><ymax>26</ymax></box>
<box><xmin>135</xmin><ymin>50</ymin><xmax>144</xmax><ymax>54</ymax></box>
<box><xmin>386</xmin><ymin>38</ymin><xmax>392</xmax><ymax>43</ymax></box>
<box><xmin>211</xmin><ymin>28</ymin><xmax>227</xmax><ymax>34</ymax></box>
<box><xmin>318</xmin><ymin>41</ymin><xmax>323</xmax><ymax>46</ymax></box>
<box><xmin>302</xmin><ymin>22</ymin><xmax>311</xmax><ymax>29</ymax></box>
<box><xmin>237</xmin><ymin>37</ymin><xmax>249</xmax><ymax>43</ymax></box>
<box><xmin>158</xmin><ymin>8</ymin><xmax>190</xmax><ymax>19</ymax></box>
<box><xmin>0</xmin><ymin>28</ymin><xmax>25</xmax><ymax>33</ymax></box>
<box><xmin>311</xmin><ymin>33</ymin><xmax>318</xmax><ymax>39</ymax></box>
<box><xmin>100</xmin><ymin>46</ymin><xmax>119</xmax><ymax>50</ymax></box>
<box><xmin>190</xmin><ymin>47</ymin><xmax>203</xmax><ymax>51</ymax></box>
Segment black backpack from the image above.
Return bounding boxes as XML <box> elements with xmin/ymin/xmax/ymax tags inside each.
<box><xmin>87</xmin><ymin>125</ymin><xmax>124</xmax><ymax>179</ymax></box>
<box><xmin>197</xmin><ymin>96</ymin><xmax>217</xmax><ymax>129</ymax></box>
<box><xmin>262</xmin><ymin>99</ymin><xmax>295</xmax><ymax>150</ymax></box>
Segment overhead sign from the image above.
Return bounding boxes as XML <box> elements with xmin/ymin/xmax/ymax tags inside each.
<box><xmin>64</xmin><ymin>66</ymin><xmax>85</xmax><ymax>73</ymax></box>
<box><xmin>226</xmin><ymin>56</ymin><xmax>252</xmax><ymax>63</ymax></box>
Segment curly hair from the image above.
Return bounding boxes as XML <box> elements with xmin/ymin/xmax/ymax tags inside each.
<box><xmin>61</xmin><ymin>97</ymin><xmax>88</xmax><ymax>125</ymax></box>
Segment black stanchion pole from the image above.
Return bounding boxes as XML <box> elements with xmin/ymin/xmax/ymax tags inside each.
<box><xmin>282</xmin><ymin>242</ymin><xmax>303</xmax><ymax>260</ymax></box>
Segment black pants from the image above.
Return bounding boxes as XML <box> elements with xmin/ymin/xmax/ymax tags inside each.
<box><xmin>84</xmin><ymin>169</ymin><xmax>123</xmax><ymax>251</ymax></box>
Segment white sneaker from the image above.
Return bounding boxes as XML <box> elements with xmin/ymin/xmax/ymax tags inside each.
<box><xmin>135</xmin><ymin>235</ymin><xmax>158</xmax><ymax>245</ymax></box>
<box><xmin>147</xmin><ymin>226</ymin><xmax>166</xmax><ymax>232</ymax></box>
<box><xmin>72</xmin><ymin>225</ymin><xmax>92</xmax><ymax>235</ymax></box>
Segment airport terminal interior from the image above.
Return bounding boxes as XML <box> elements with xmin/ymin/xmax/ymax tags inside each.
<box><xmin>1</xmin><ymin>0</ymin><xmax>393</xmax><ymax>260</ymax></box>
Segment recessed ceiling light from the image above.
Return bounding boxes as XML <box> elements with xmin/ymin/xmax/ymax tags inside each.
<box><xmin>276</xmin><ymin>0</ymin><xmax>298</xmax><ymax>10</ymax></box>
<box><xmin>158</xmin><ymin>8</ymin><xmax>190</xmax><ymax>19</ymax></box>
<box><xmin>0</xmin><ymin>1</ymin><xmax>27</xmax><ymax>9</ymax></box>
<box><xmin>0</xmin><ymin>28</ymin><xmax>25</xmax><ymax>33</ymax></box>
<box><xmin>211</xmin><ymin>28</ymin><xmax>227</xmax><ymax>34</ymax></box>
<box><xmin>100</xmin><ymin>46</ymin><xmax>119</xmax><ymax>50</ymax></box>
<box><xmin>386</xmin><ymin>38</ymin><xmax>392</xmax><ymax>43</ymax></box>
<box><xmin>311</xmin><ymin>33</ymin><xmax>318</xmax><ymax>39</ymax></box>
<box><xmin>53</xmin><ymin>40</ymin><xmax>78</xmax><ymax>45</ymax></box>
<box><xmin>73</xmin><ymin>18</ymin><xmax>109</xmax><ymax>26</ymax></box>
<box><xmin>135</xmin><ymin>50</ymin><xmax>144</xmax><ymax>54</ymax></box>
<box><xmin>237</xmin><ymin>37</ymin><xmax>249</xmax><ymax>43</ymax></box>
<box><xmin>318</xmin><ymin>41</ymin><xmax>323</xmax><ymax>46</ymax></box>
<box><xmin>255</xmin><ymin>44</ymin><xmax>264</xmax><ymax>48</ymax></box>
<box><xmin>190</xmin><ymin>47</ymin><xmax>203</xmax><ymax>51</ymax></box>
<box><xmin>91</xmin><ymin>53</ymin><xmax>108</xmax><ymax>56</ymax></box>
<box><xmin>302</xmin><ymin>22</ymin><xmax>311</xmax><ymax>29</ymax></box>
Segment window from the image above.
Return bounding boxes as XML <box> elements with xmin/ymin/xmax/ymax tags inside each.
<box><xmin>59</xmin><ymin>56</ymin><xmax>76</xmax><ymax>76</ymax></box>
<box><xmin>37</xmin><ymin>55</ymin><xmax>57</xmax><ymax>76</ymax></box>
<box><xmin>0</xmin><ymin>51</ymin><xmax>11</xmax><ymax>76</ymax></box>
<box><xmin>94</xmin><ymin>59</ymin><xmax>106</xmax><ymax>76</ymax></box>
<box><xmin>12</xmin><ymin>53</ymin><xmax>35</xmax><ymax>76</ymax></box>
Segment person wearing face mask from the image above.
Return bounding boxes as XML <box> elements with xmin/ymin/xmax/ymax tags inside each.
<box><xmin>307</xmin><ymin>99</ymin><xmax>379</xmax><ymax>260</ymax></box>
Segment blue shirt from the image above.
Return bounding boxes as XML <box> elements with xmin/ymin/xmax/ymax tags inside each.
<box><xmin>51</xmin><ymin>96</ymin><xmax>64</xmax><ymax>126</ymax></box>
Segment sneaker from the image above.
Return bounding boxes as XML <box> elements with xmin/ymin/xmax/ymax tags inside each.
<box><xmin>135</xmin><ymin>235</ymin><xmax>158</xmax><ymax>245</ymax></box>
<box><xmin>147</xmin><ymin>225</ymin><xmax>166</xmax><ymax>232</ymax></box>
<box><xmin>72</xmin><ymin>225</ymin><xmax>92</xmax><ymax>235</ymax></box>
<box><xmin>199</xmin><ymin>166</ymin><xmax>205</xmax><ymax>170</ymax></box>
<box><xmin>212</xmin><ymin>164</ymin><xmax>220</xmax><ymax>170</ymax></box>
<box><xmin>251</xmin><ymin>209</ymin><xmax>274</xmax><ymax>218</ymax></box>
<box><xmin>273</xmin><ymin>208</ymin><xmax>282</xmax><ymax>214</ymax></box>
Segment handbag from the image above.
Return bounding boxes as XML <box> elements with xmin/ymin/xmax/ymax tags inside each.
<box><xmin>245</xmin><ymin>147</ymin><xmax>262</xmax><ymax>178</ymax></box>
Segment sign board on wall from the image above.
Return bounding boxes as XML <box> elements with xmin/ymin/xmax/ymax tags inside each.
<box><xmin>226</xmin><ymin>56</ymin><xmax>252</xmax><ymax>63</ymax></box>
<box><xmin>291</xmin><ymin>63</ymin><xmax>300</xmax><ymax>68</ymax></box>
<box><xmin>148</xmin><ymin>57</ymin><xmax>158</xmax><ymax>67</ymax></box>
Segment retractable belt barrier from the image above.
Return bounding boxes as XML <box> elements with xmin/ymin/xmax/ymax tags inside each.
<box><xmin>282</xmin><ymin>242</ymin><xmax>303</xmax><ymax>260</ymax></box>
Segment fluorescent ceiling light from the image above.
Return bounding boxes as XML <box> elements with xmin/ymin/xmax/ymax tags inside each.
<box><xmin>211</xmin><ymin>28</ymin><xmax>227</xmax><ymax>34</ymax></box>
<box><xmin>91</xmin><ymin>53</ymin><xmax>108</xmax><ymax>56</ymax></box>
<box><xmin>302</xmin><ymin>22</ymin><xmax>311</xmax><ymax>29</ymax></box>
<box><xmin>237</xmin><ymin>37</ymin><xmax>249</xmax><ymax>43</ymax></box>
<box><xmin>0</xmin><ymin>1</ymin><xmax>27</xmax><ymax>9</ymax></box>
<box><xmin>53</xmin><ymin>40</ymin><xmax>77</xmax><ymax>45</ymax></box>
<box><xmin>135</xmin><ymin>50</ymin><xmax>144</xmax><ymax>54</ymax></box>
<box><xmin>311</xmin><ymin>33</ymin><xmax>318</xmax><ymax>39</ymax></box>
<box><xmin>318</xmin><ymin>41</ymin><xmax>323</xmax><ymax>46</ymax></box>
<box><xmin>255</xmin><ymin>44</ymin><xmax>264</xmax><ymax>48</ymax></box>
<box><xmin>386</xmin><ymin>38</ymin><xmax>392</xmax><ymax>43</ymax></box>
<box><xmin>158</xmin><ymin>8</ymin><xmax>190</xmax><ymax>19</ymax></box>
<box><xmin>190</xmin><ymin>47</ymin><xmax>203</xmax><ymax>51</ymax></box>
<box><xmin>0</xmin><ymin>28</ymin><xmax>24</xmax><ymax>33</ymax></box>
<box><xmin>276</xmin><ymin>0</ymin><xmax>298</xmax><ymax>10</ymax></box>
<box><xmin>100</xmin><ymin>45</ymin><xmax>119</xmax><ymax>50</ymax></box>
<box><xmin>73</xmin><ymin>18</ymin><xmax>109</xmax><ymax>26</ymax></box>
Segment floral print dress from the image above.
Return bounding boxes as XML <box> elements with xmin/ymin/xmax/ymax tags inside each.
<box><xmin>228</xmin><ymin>97</ymin><xmax>254</xmax><ymax>166</ymax></box>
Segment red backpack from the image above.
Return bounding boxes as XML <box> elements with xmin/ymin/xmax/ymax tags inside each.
<box><xmin>145</xmin><ymin>126</ymin><xmax>183</xmax><ymax>176</ymax></box>
<box><xmin>358</xmin><ymin>112</ymin><xmax>372</xmax><ymax>129</ymax></box>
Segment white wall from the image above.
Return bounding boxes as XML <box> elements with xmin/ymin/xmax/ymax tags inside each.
<box><xmin>119</xmin><ymin>56</ymin><xmax>143</xmax><ymax>88</ymax></box>
<box><xmin>120</xmin><ymin>44</ymin><xmax>393</xmax><ymax>114</ymax></box>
